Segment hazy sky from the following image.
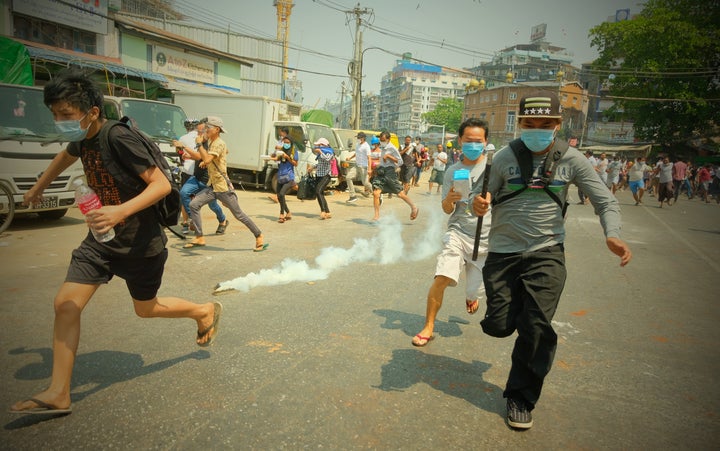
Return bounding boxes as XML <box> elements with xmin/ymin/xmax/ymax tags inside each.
<box><xmin>177</xmin><ymin>0</ymin><xmax>644</xmax><ymax>106</ymax></box>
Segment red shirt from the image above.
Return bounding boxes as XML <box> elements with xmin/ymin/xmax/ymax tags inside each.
<box><xmin>698</xmin><ymin>167</ymin><xmax>712</xmax><ymax>183</ymax></box>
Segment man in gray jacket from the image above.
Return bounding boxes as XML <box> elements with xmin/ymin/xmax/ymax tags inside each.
<box><xmin>472</xmin><ymin>90</ymin><xmax>632</xmax><ymax>430</ymax></box>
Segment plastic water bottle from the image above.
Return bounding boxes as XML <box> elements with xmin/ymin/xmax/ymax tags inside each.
<box><xmin>73</xmin><ymin>179</ymin><xmax>115</xmax><ymax>242</ymax></box>
<box><xmin>453</xmin><ymin>168</ymin><xmax>471</xmax><ymax>201</ymax></box>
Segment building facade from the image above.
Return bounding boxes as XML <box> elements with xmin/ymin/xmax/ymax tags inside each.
<box><xmin>377</xmin><ymin>54</ymin><xmax>472</xmax><ymax>137</ymax></box>
<box><xmin>464</xmin><ymin>81</ymin><xmax>588</xmax><ymax>147</ymax></box>
<box><xmin>0</xmin><ymin>0</ymin><xmax>283</xmax><ymax>100</ymax></box>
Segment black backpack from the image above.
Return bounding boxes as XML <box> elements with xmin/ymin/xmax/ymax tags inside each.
<box><xmin>98</xmin><ymin>117</ymin><xmax>184</xmax><ymax>239</ymax></box>
<box><xmin>492</xmin><ymin>138</ymin><xmax>570</xmax><ymax>217</ymax></box>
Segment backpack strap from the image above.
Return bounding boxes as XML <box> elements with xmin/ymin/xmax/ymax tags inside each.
<box><xmin>492</xmin><ymin>138</ymin><xmax>570</xmax><ymax>217</ymax></box>
<box><xmin>491</xmin><ymin>139</ymin><xmax>531</xmax><ymax>207</ymax></box>
<box><xmin>540</xmin><ymin>139</ymin><xmax>569</xmax><ymax>216</ymax></box>
<box><xmin>97</xmin><ymin>119</ymin><xmax>146</xmax><ymax>195</ymax></box>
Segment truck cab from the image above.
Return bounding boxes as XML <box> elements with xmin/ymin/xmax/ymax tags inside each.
<box><xmin>0</xmin><ymin>87</ymin><xmax>188</xmax><ymax>227</ymax></box>
<box><xmin>103</xmin><ymin>96</ymin><xmax>187</xmax><ymax>158</ymax></box>
<box><xmin>274</xmin><ymin>121</ymin><xmax>344</xmax><ymax>189</ymax></box>
<box><xmin>0</xmin><ymin>83</ymin><xmax>84</xmax><ymax>221</ymax></box>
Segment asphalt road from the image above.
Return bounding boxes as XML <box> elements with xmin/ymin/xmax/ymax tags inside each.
<box><xmin>1</xmin><ymin>176</ymin><xmax>718</xmax><ymax>450</ymax></box>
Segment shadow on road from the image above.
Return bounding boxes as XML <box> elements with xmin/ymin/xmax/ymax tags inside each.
<box><xmin>373</xmin><ymin>308</ymin><xmax>464</xmax><ymax>339</ymax></box>
<box><xmin>5</xmin><ymin>346</ymin><xmax>210</xmax><ymax>429</ymax></box>
<box><xmin>372</xmin><ymin>309</ymin><xmax>503</xmax><ymax>418</ymax></box>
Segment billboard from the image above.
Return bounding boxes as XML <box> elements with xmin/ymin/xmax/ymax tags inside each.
<box><xmin>530</xmin><ymin>23</ymin><xmax>547</xmax><ymax>42</ymax></box>
<box><xmin>152</xmin><ymin>45</ymin><xmax>216</xmax><ymax>84</ymax></box>
<box><xmin>13</xmin><ymin>0</ymin><xmax>109</xmax><ymax>35</ymax></box>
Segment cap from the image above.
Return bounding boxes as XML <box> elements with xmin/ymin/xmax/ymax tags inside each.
<box><xmin>356</xmin><ymin>131</ymin><xmax>366</xmax><ymax>139</ymax></box>
<box><xmin>206</xmin><ymin>116</ymin><xmax>226</xmax><ymax>133</ymax></box>
<box><xmin>370</xmin><ymin>136</ymin><xmax>380</xmax><ymax>145</ymax></box>
<box><xmin>486</xmin><ymin>143</ymin><xmax>495</xmax><ymax>151</ymax></box>
<box><xmin>314</xmin><ymin>138</ymin><xmax>330</xmax><ymax>147</ymax></box>
<box><xmin>446</xmin><ymin>141</ymin><xmax>453</xmax><ymax>148</ymax></box>
<box><xmin>518</xmin><ymin>90</ymin><xmax>562</xmax><ymax>118</ymax></box>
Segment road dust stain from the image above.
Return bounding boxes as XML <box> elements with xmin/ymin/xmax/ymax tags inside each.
<box><xmin>651</xmin><ymin>336</ymin><xmax>668</xmax><ymax>343</ymax></box>
<box><xmin>248</xmin><ymin>340</ymin><xmax>289</xmax><ymax>353</ymax></box>
<box><xmin>556</xmin><ymin>360</ymin><xmax>571</xmax><ymax>370</ymax></box>
<box><xmin>329</xmin><ymin>332</ymin><xmax>353</xmax><ymax>340</ymax></box>
<box><xmin>570</xmin><ymin>310</ymin><xmax>588</xmax><ymax>317</ymax></box>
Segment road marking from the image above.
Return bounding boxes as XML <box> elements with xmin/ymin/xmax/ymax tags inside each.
<box><xmin>642</xmin><ymin>206</ymin><xmax>720</xmax><ymax>273</ymax></box>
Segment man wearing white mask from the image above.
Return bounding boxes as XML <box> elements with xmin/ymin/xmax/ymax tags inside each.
<box><xmin>471</xmin><ymin>90</ymin><xmax>632</xmax><ymax>430</ymax></box>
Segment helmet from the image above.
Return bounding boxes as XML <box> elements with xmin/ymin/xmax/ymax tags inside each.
<box><xmin>486</xmin><ymin>143</ymin><xmax>495</xmax><ymax>151</ymax></box>
<box><xmin>183</xmin><ymin>118</ymin><xmax>199</xmax><ymax>127</ymax></box>
<box><xmin>370</xmin><ymin>136</ymin><xmax>380</xmax><ymax>145</ymax></box>
<box><xmin>446</xmin><ymin>141</ymin><xmax>453</xmax><ymax>148</ymax></box>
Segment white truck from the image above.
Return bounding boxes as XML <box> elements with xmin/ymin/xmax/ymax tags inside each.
<box><xmin>173</xmin><ymin>92</ymin><xmax>344</xmax><ymax>190</ymax></box>
<box><xmin>0</xmin><ymin>83</ymin><xmax>85</xmax><ymax>230</ymax></box>
<box><xmin>0</xmin><ymin>84</ymin><xmax>188</xmax><ymax>232</ymax></box>
<box><xmin>102</xmin><ymin>95</ymin><xmax>188</xmax><ymax>178</ymax></box>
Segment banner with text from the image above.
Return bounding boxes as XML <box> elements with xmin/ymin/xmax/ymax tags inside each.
<box><xmin>152</xmin><ymin>45</ymin><xmax>215</xmax><ymax>84</ymax></box>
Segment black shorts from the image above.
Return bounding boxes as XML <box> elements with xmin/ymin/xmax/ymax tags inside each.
<box><xmin>400</xmin><ymin>165</ymin><xmax>414</xmax><ymax>183</ymax></box>
<box><xmin>65</xmin><ymin>240</ymin><xmax>167</xmax><ymax>301</ymax></box>
<box><xmin>372</xmin><ymin>166</ymin><xmax>403</xmax><ymax>195</ymax></box>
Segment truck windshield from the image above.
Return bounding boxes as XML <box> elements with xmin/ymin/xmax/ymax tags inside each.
<box><xmin>0</xmin><ymin>85</ymin><xmax>57</xmax><ymax>142</ymax></box>
<box><xmin>306</xmin><ymin>124</ymin><xmax>341</xmax><ymax>155</ymax></box>
<box><xmin>116</xmin><ymin>99</ymin><xmax>187</xmax><ymax>142</ymax></box>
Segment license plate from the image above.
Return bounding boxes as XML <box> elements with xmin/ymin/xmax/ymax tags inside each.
<box><xmin>37</xmin><ymin>196</ymin><xmax>58</xmax><ymax>209</ymax></box>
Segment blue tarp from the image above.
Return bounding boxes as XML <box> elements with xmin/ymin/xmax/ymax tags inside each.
<box><xmin>25</xmin><ymin>46</ymin><xmax>167</xmax><ymax>82</ymax></box>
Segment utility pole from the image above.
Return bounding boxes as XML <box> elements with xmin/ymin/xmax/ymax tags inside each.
<box><xmin>339</xmin><ymin>81</ymin><xmax>346</xmax><ymax>128</ymax></box>
<box><xmin>348</xmin><ymin>4</ymin><xmax>371</xmax><ymax>129</ymax></box>
<box><xmin>274</xmin><ymin>0</ymin><xmax>294</xmax><ymax>99</ymax></box>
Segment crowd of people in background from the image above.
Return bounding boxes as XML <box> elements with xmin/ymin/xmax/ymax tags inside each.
<box><xmin>575</xmin><ymin>150</ymin><xmax>720</xmax><ymax>207</ymax></box>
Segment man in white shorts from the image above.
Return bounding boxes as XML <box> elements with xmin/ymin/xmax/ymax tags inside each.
<box><xmin>412</xmin><ymin>118</ymin><xmax>491</xmax><ymax>346</ymax></box>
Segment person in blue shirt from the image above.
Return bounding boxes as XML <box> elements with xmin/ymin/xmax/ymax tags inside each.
<box><xmin>272</xmin><ymin>136</ymin><xmax>298</xmax><ymax>222</ymax></box>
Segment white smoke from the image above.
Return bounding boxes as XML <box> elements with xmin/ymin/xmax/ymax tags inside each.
<box><xmin>214</xmin><ymin>203</ymin><xmax>446</xmax><ymax>293</ymax></box>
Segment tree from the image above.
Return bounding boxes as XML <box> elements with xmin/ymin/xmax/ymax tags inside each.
<box><xmin>422</xmin><ymin>98</ymin><xmax>463</xmax><ymax>135</ymax></box>
<box><xmin>589</xmin><ymin>0</ymin><xmax>720</xmax><ymax>149</ymax></box>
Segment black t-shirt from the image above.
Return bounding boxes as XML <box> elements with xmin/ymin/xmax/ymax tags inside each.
<box><xmin>193</xmin><ymin>141</ymin><xmax>210</xmax><ymax>184</ymax></box>
<box><xmin>67</xmin><ymin>123</ymin><xmax>167</xmax><ymax>257</ymax></box>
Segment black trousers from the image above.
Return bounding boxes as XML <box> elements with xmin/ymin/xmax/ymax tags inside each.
<box><xmin>315</xmin><ymin>174</ymin><xmax>331</xmax><ymax>213</ymax></box>
<box><xmin>481</xmin><ymin>244</ymin><xmax>567</xmax><ymax>409</ymax></box>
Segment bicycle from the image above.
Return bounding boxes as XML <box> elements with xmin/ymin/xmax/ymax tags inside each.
<box><xmin>0</xmin><ymin>182</ymin><xmax>15</xmax><ymax>234</ymax></box>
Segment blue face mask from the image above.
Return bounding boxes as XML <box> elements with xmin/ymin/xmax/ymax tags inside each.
<box><xmin>520</xmin><ymin>128</ymin><xmax>556</xmax><ymax>152</ymax></box>
<box><xmin>461</xmin><ymin>142</ymin><xmax>485</xmax><ymax>160</ymax></box>
<box><xmin>55</xmin><ymin>113</ymin><xmax>89</xmax><ymax>142</ymax></box>
<box><xmin>282</xmin><ymin>142</ymin><xmax>291</xmax><ymax>150</ymax></box>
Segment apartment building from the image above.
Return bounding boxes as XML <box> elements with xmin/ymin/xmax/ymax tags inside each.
<box><xmin>377</xmin><ymin>54</ymin><xmax>472</xmax><ymax>137</ymax></box>
<box><xmin>464</xmin><ymin>81</ymin><xmax>588</xmax><ymax>147</ymax></box>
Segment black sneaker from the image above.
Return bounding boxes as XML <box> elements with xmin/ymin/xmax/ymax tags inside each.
<box><xmin>347</xmin><ymin>196</ymin><xmax>358</xmax><ymax>203</ymax></box>
<box><xmin>216</xmin><ymin>220</ymin><xmax>229</xmax><ymax>234</ymax></box>
<box><xmin>507</xmin><ymin>397</ymin><xmax>533</xmax><ymax>429</ymax></box>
